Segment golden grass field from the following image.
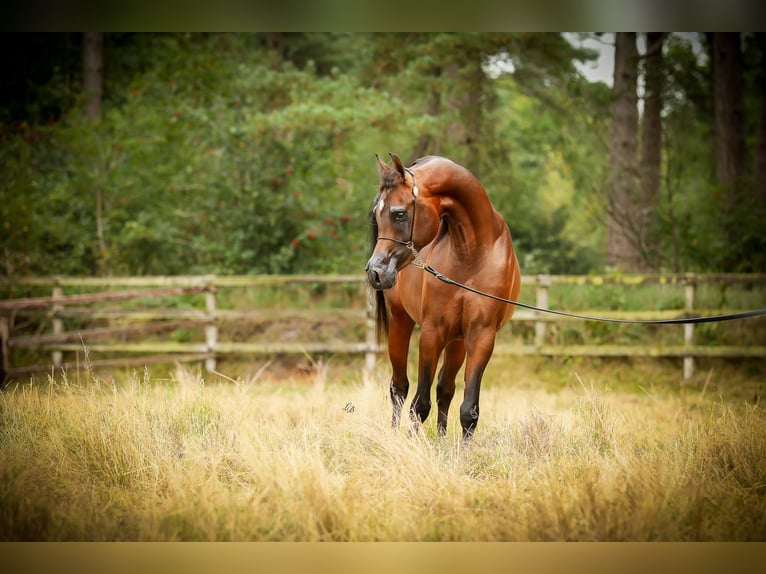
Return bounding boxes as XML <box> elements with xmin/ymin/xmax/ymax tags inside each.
<box><xmin>1</xmin><ymin>355</ymin><xmax>765</xmax><ymax>541</ymax></box>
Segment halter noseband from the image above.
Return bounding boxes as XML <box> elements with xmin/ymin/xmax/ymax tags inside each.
<box><xmin>375</xmin><ymin>167</ymin><xmax>424</xmax><ymax>265</ymax></box>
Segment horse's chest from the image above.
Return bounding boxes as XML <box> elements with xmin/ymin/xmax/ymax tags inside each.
<box><xmin>398</xmin><ymin>266</ymin><xmax>469</xmax><ymax>337</ymax></box>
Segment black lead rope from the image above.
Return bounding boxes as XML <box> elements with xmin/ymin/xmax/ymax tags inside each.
<box><xmin>375</xmin><ymin>164</ymin><xmax>766</xmax><ymax>325</ymax></box>
<box><xmin>422</xmin><ymin>263</ymin><xmax>766</xmax><ymax>325</ymax></box>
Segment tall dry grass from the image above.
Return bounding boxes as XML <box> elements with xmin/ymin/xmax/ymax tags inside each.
<box><xmin>1</xmin><ymin>361</ymin><xmax>765</xmax><ymax>541</ymax></box>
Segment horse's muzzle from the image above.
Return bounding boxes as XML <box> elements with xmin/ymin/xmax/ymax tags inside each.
<box><xmin>365</xmin><ymin>254</ymin><xmax>398</xmax><ymax>290</ymax></box>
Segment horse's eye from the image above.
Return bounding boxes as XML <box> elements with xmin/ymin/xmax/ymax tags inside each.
<box><xmin>391</xmin><ymin>209</ymin><xmax>407</xmax><ymax>223</ymax></box>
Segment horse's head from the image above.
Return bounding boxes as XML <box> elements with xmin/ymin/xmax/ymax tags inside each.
<box><xmin>366</xmin><ymin>153</ymin><xmax>439</xmax><ymax>290</ymax></box>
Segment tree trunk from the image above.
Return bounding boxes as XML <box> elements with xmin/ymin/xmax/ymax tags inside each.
<box><xmin>408</xmin><ymin>65</ymin><xmax>443</xmax><ymax>163</ymax></box>
<box><xmin>606</xmin><ymin>32</ymin><xmax>640</xmax><ymax>271</ymax></box>
<box><xmin>83</xmin><ymin>33</ymin><xmax>107</xmax><ymax>272</ymax></box>
<box><xmin>460</xmin><ymin>50</ymin><xmax>484</xmax><ymax>176</ymax></box>
<box><xmin>640</xmin><ymin>32</ymin><xmax>665</xmax><ymax>270</ymax></box>
<box><xmin>442</xmin><ymin>38</ymin><xmax>484</xmax><ymax>177</ymax></box>
<box><xmin>756</xmin><ymin>88</ymin><xmax>766</xmax><ymax>205</ymax></box>
<box><xmin>82</xmin><ymin>32</ymin><xmax>103</xmax><ymax>121</ymax></box>
<box><xmin>755</xmin><ymin>33</ymin><xmax>766</xmax><ymax>206</ymax></box>
<box><xmin>711</xmin><ymin>32</ymin><xmax>747</xmax><ymax>269</ymax></box>
<box><xmin>266</xmin><ymin>32</ymin><xmax>286</xmax><ymax>69</ymax></box>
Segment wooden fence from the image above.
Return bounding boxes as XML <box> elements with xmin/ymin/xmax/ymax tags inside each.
<box><xmin>1</xmin><ymin>273</ymin><xmax>765</xmax><ymax>383</ymax></box>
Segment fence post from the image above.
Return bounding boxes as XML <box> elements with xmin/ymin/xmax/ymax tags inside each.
<box><xmin>535</xmin><ymin>275</ymin><xmax>550</xmax><ymax>348</ymax></box>
<box><xmin>52</xmin><ymin>285</ymin><xmax>64</xmax><ymax>368</ymax></box>
<box><xmin>683</xmin><ymin>274</ymin><xmax>696</xmax><ymax>382</ymax></box>
<box><xmin>204</xmin><ymin>277</ymin><xmax>217</xmax><ymax>372</ymax></box>
<box><xmin>365</xmin><ymin>287</ymin><xmax>377</xmax><ymax>373</ymax></box>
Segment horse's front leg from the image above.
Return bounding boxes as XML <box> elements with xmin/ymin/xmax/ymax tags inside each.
<box><xmin>410</xmin><ymin>326</ymin><xmax>446</xmax><ymax>432</ymax></box>
<box><xmin>386</xmin><ymin>297</ymin><xmax>415</xmax><ymax>429</ymax></box>
<box><xmin>436</xmin><ymin>339</ymin><xmax>465</xmax><ymax>436</ymax></box>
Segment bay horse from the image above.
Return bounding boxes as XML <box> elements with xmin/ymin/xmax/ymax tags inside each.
<box><xmin>366</xmin><ymin>154</ymin><xmax>521</xmax><ymax>441</ymax></box>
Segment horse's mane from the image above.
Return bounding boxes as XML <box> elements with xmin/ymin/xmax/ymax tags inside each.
<box><xmin>368</xmin><ymin>190</ymin><xmax>388</xmax><ymax>340</ymax></box>
<box><xmin>379</xmin><ymin>156</ymin><xmax>444</xmax><ymax>191</ymax></box>
<box><xmin>410</xmin><ymin>155</ymin><xmax>440</xmax><ymax>166</ymax></box>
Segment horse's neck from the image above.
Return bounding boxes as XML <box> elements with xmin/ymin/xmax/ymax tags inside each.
<box><xmin>433</xmin><ymin>176</ymin><xmax>496</xmax><ymax>258</ymax></box>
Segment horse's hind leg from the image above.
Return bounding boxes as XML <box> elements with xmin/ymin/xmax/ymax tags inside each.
<box><xmin>387</xmin><ymin>303</ymin><xmax>415</xmax><ymax>429</ymax></box>
<box><xmin>436</xmin><ymin>339</ymin><xmax>465</xmax><ymax>436</ymax></box>
<box><xmin>460</xmin><ymin>330</ymin><xmax>497</xmax><ymax>443</ymax></box>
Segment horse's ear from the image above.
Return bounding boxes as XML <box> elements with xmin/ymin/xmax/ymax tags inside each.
<box><xmin>389</xmin><ymin>153</ymin><xmax>407</xmax><ymax>179</ymax></box>
<box><xmin>375</xmin><ymin>153</ymin><xmax>389</xmax><ymax>176</ymax></box>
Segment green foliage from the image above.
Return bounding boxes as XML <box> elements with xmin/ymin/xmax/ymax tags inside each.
<box><xmin>2</xmin><ymin>33</ymin><xmax>764</xmax><ymax>277</ymax></box>
<box><xmin>2</xmin><ymin>34</ymin><xmax>403</xmax><ymax>276</ymax></box>
<box><xmin>485</xmin><ymin>74</ymin><xmax>609</xmax><ymax>274</ymax></box>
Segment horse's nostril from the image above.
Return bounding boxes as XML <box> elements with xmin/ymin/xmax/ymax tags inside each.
<box><xmin>373</xmin><ymin>270</ymin><xmax>381</xmax><ymax>284</ymax></box>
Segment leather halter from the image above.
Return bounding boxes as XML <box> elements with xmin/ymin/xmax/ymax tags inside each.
<box><xmin>374</xmin><ymin>166</ymin><xmax>422</xmax><ymax>264</ymax></box>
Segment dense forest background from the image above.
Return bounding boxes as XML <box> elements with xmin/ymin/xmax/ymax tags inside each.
<box><xmin>2</xmin><ymin>32</ymin><xmax>765</xmax><ymax>278</ymax></box>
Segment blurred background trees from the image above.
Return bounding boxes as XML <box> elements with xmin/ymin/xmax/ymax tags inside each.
<box><xmin>2</xmin><ymin>32</ymin><xmax>765</xmax><ymax>277</ymax></box>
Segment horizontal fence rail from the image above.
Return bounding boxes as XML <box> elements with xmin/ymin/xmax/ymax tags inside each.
<box><xmin>2</xmin><ymin>273</ymin><xmax>765</xmax><ymax>382</ymax></box>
